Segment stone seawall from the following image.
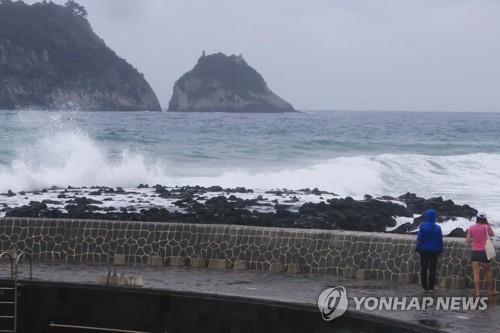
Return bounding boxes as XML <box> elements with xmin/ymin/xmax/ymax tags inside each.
<box><xmin>0</xmin><ymin>218</ymin><xmax>498</xmax><ymax>288</ymax></box>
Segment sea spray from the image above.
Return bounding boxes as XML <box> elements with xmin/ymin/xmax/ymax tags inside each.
<box><xmin>0</xmin><ymin>131</ymin><xmax>169</xmax><ymax>191</ymax></box>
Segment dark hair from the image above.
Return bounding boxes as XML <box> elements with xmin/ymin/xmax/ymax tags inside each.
<box><xmin>476</xmin><ymin>217</ymin><xmax>489</xmax><ymax>224</ymax></box>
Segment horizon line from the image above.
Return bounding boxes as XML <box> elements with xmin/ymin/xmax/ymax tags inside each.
<box><xmin>298</xmin><ymin>109</ymin><xmax>500</xmax><ymax>114</ymax></box>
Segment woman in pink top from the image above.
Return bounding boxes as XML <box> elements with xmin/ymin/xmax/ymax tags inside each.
<box><xmin>466</xmin><ymin>212</ymin><xmax>496</xmax><ymax>297</ymax></box>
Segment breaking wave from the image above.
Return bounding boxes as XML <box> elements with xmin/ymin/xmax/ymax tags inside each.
<box><xmin>2</xmin><ymin>130</ymin><xmax>500</xmax><ymax>221</ymax></box>
<box><xmin>0</xmin><ymin>131</ymin><xmax>167</xmax><ymax>191</ymax></box>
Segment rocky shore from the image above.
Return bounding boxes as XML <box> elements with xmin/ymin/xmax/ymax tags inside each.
<box><xmin>0</xmin><ymin>185</ymin><xmax>476</xmax><ymax>237</ymax></box>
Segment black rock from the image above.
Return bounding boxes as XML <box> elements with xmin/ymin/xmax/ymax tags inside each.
<box><xmin>399</xmin><ymin>192</ymin><xmax>477</xmax><ymax>219</ymax></box>
<box><xmin>310</xmin><ymin>188</ymin><xmax>327</xmax><ymax>196</ymax></box>
<box><xmin>173</xmin><ymin>197</ymin><xmax>197</xmax><ymax>208</ymax></box>
<box><xmin>41</xmin><ymin>199</ymin><xmax>63</xmax><ymax>205</ymax></box>
<box><xmin>298</xmin><ymin>197</ymin><xmax>411</xmax><ymax>232</ymax></box>
<box><xmin>67</xmin><ymin>197</ymin><xmax>103</xmax><ymax>205</ymax></box>
<box><xmin>207</xmin><ymin>186</ymin><xmax>223</xmax><ymax>192</ymax></box>
<box><xmin>284</xmin><ymin>196</ymin><xmax>300</xmax><ymax>203</ymax></box>
<box><xmin>5</xmin><ymin>201</ymin><xmax>48</xmax><ymax>217</ymax></box>
<box><xmin>448</xmin><ymin>228</ymin><xmax>467</xmax><ymax>238</ymax></box>
<box><xmin>224</xmin><ymin>187</ymin><xmax>254</xmax><ymax>194</ymax></box>
<box><xmin>1</xmin><ymin>190</ymin><xmax>16</xmax><ymax>197</ymax></box>
<box><xmin>266</xmin><ymin>190</ymin><xmax>284</xmax><ymax>196</ymax></box>
<box><xmin>115</xmin><ymin>187</ymin><xmax>126</xmax><ymax>194</ymax></box>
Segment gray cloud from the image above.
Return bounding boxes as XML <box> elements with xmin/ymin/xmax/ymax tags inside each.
<box><xmin>25</xmin><ymin>0</ymin><xmax>500</xmax><ymax>111</ymax></box>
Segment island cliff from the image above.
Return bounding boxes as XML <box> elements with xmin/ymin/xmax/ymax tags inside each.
<box><xmin>0</xmin><ymin>1</ymin><xmax>161</xmax><ymax>111</ymax></box>
<box><xmin>168</xmin><ymin>53</ymin><xmax>295</xmax><ymax>113</ymax></box>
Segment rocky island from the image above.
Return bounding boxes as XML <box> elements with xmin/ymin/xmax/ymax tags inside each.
<box><xmin>0</xmin><ymin>1</ymin><xmax>161</xmax><ymax>111</ymax></box>
<box><xmin>168</xmin><ymin>52</ymin><xmax>295</xmax><ymax>113</ymax></box>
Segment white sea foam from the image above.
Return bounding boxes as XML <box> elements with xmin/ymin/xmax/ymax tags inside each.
<box><xmin>0</xmin><ymin>131</ymin><xmax>168</xmax><ymax>191</ymax></box>
<box><xmin>178</xmin><ymin>153</ymin><xmax>500</xmax><ymax>224</ymax></box>
<box><xmin>2</xmin><ymin>130</ymin><xmax>500</xmax><ymax>226</ymax></box>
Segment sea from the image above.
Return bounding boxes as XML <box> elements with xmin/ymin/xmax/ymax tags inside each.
<box><xmin>1</xmin><ymin>110</ymin><xmax>500</xmax><ymax>231</ymax></box>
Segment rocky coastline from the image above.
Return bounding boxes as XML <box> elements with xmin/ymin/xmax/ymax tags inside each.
<box><xmin>0</xmin><ymin>185</ymin><xmax>476</xmax><ymax>237</ymax></box>
<box><xmin>0</xmin><ymin>1</ymin><xmax>161</xmax><ymax>111</ymax></box>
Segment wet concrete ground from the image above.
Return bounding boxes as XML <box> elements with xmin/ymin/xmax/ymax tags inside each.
<box><xmin>2</xmin><ymin>263</ymin><xmax>499</xmax><ymax>333</ymax></box>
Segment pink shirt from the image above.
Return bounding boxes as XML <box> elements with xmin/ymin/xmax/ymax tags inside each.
<box><xmin>468</xmin><ymin>224</ymin><xmax>494</xmax><ymax>251</ymax></box>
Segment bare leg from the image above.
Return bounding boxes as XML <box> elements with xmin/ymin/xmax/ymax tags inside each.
<box><xmin>472</xmin><ymin>262</ymin><xmax>481</xmax><ymax>297</ymax></box>
<box><xmin>483</xmin><ymin>263</ymin><xmax>496</xmax><ymax>295</ymax></box>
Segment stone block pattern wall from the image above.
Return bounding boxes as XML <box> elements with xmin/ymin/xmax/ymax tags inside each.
<box><xmin>0</xmin><ymin>218</ymin><xmax>498</xmax><ymax>287</ymax></box>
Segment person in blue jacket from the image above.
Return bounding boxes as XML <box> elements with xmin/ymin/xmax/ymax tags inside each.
<box><xmin>416</xmin><ymin>209</ymin><xmax>443</xmax><ymax>293</ymax></box>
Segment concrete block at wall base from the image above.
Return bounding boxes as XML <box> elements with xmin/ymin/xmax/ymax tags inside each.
<box><xmin>109</xmin><ymin>273</ymin><xmax>120</xmax><ymax>285</ymax></box>
<box><xmin>233</xmin><ymin>260</ymin><xmax>248</xmax><ymax>270</ymax></box>
<box><xmin>98</xmin><ymin>273</ymin><xmax>109</xmax><ymax>285</ymax></box>
<box><xmin>269</xmin><ymin>263</ymin><xmax>286</xmax><ymax>273</ymax></box>
<box><xmin>439</xmin><ymin>277</ymin><xmax>450</xmax><ymax>289</ymax></box>
<box><xmin>286</xmin><ymin>264</ymin><xmax>302</xmax><ymax>274</ymax></box>
<box><xmin>450</xmin><ymin>277</ymin><xmax>466</xmax><ymax>289</ymax></box>
<box><xmin>118</xmin><ymin>274</ymin><xmax>131</xmax><ymax>286</ymax></box>
<box><xmin>169</xmin><ymin>256</ymin><xmax>186</xmax><ymax>267</ymax></box>
<box><xmin>355</xmin><ymin>269</ymin><xmax>369</xmax><ymax>280</ymax></box>
<box><xmin>208</xmin><ymin>259</ymin><xmax>230</xmax><ymax>270</ymax></box>
<box><xmin>113</xmin><ymin>254</ymin><xmax>126</xmax><ymax>266</ymax></box>
<box><xmin>147</xmin><ymin>256</ymin><xmax>164</xmax><ymax>266</ymax></box>
<box><xmin>129</xmin><ymin>275</ymin><xmax>144</xmax><ymax>287</ymax></box>
<box><xmin>191</xmin><ymin>258</ymin><xmax>208</xmax><ymax>268</ymax></box>
<box><xmin>398</xmin><ymin>273</ymin><xmax>412</xmax><ymax>285</ymax></box>
<box><xmin>342</xmin><ymin>267</ymin><xmax>356</xmax><ymax>279</ymax></box>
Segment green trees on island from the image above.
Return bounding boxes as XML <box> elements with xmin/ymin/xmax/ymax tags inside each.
<box><xmin>0</xmin><ymin>0</ymin><xmax>88</xmax><ymax>18</ymax></box>
<box><xmin>65</xmin><ymin>0</ymin><xmax>87</xmax><ymax>18</ymax></box>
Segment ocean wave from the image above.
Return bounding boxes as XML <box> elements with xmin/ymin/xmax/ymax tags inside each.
<box><xmin>179</xmin><ymin>153</ymin><xmax>500</xmax><ymax>221</ymax></box>
<box><xmin>1</xmin><ymin>130</ymin><xmax>500</xmax><ymax>221</ymax></box>
<box><xmin>0</xmin><ymin>131</ymin><xmax>168</xmax><ymax>191</ymax></box>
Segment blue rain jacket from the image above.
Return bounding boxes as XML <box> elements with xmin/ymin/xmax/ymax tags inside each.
<box><xmin>416</xmin><ymin>209</ymin><xmax>443</xmax><ymax>253</ymax></box>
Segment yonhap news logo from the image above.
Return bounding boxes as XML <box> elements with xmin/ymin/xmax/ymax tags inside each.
<box><xmin>317</xmin><ymin>286</ymin><xmax>488</xmax><ymax>321</ymax></box>
<box><xmin>317</xmin><ymin>286</ymin><xmax>349</xmax><ymax>321</ymax></box>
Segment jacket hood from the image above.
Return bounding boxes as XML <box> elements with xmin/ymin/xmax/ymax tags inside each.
<box><xmin>424</xmin><ymin>209</ymin><xmax>437</xmax><ymax>224</ymax></box>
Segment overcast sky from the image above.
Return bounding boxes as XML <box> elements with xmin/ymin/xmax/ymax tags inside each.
<box><xmin>29</xmin><ymin>0</ymin><xmax>500</xmax><ymax>111</ymax></box>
